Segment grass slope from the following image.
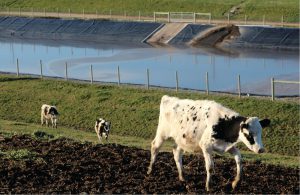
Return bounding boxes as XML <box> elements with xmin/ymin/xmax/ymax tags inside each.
<box><xmin>0</xmin><ymin>74</ymin><xmax>299</xmax><ymax>157</ymax></box>
<box><xmin>0</xmin><ymin>0</ymin><xmax>298</xmax><ymax>22</ymax></box>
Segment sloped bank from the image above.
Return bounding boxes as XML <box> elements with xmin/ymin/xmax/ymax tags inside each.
<box><xmin>0</xmin><ymin>16</ymin><xmax>298</xmax><ymax>50</ymax></box>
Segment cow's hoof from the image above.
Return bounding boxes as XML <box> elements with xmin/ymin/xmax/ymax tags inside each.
<box><xmin>147</xmin><ymin>169</ymin><xmax>152</xmax><ymax>175</ymax></box>
<box><xmin>231</xmin><ymin>180</ymin><xmax>239</xmax><ymax>191</ymax></box>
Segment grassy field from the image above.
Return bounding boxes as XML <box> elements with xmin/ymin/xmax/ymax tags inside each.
<box><xmin>0</xmin><ymin>0</ymin><xmax>298</xmax><ymax>23</ymax></box>
<box><xmin>0</xmin><ymin>74</ymin><xmax>299</xmax><ymax>158</ymax></box>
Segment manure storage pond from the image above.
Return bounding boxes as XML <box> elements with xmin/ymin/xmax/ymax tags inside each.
<box><xmin>1</xmin><ymin>38</ymin><xmax>299</xmax><ymax>96</ymax></box>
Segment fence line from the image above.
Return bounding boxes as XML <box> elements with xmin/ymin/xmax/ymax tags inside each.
<box><xmin>40</xmin><ymin>60</ymin><xmax>43</xmax><ymax>79</ymax></box>
<box><xmin>271</xmin><ymin>78</ymin><xmax>300</xmax><ymax>101</ymax></box>
<box><xmin>0</xmin><ymin>8</ymin><xmax>298</xmax><ymax>27</ymax></box>
<box><xmin>10</xmin><ymin>59</ymin><xmax>300</xmax><ymax>100</ymax></box>
<box><xmin>65</xmin><ymin>62</ymin><xmax>68</xmax><ymax>81</ymax></box>
<box><xmin>90</xmin><ymin>65</ymin><xmax>93</xmax><ymax>84</ymax></box>
<box><xmin>146</xmin><ymin>68</ymin><xmax>150</xmax><ymax>90</ymax></box>
<box><xmin>117</xmin><ymin>66</ymin><xmax>120</xmax><ymax>86</ymax></box>
<box><xmin>16</xmin><ymin>58</ymin><xmax>19</xmax><ymax>77</ymax></box>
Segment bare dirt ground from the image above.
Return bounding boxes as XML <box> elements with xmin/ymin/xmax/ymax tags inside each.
<box><xmin>0</xmin><ymin>135</ymin><xmax>298</xmax><ymax>194</ymax></box>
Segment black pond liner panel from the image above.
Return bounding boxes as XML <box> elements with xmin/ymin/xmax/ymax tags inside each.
<box><xmin>0</xmin><ymin>16</ymin><xmax>162</xmax><ymax>43</ymax></box>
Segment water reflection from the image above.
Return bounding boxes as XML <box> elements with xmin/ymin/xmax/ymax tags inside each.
<box><xmin>0</xmin><ymin>38</ymin><xmax>299</xmax><ymax>96</ymax></box>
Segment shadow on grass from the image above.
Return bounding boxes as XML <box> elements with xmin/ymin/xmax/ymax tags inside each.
<box><xmin>0</xmin><ymin>77</ymin><xmax>39</xmax><ymax>82</ymax></box>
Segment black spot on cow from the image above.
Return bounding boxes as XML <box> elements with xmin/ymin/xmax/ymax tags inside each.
<box><xmin>193</xmin><ymin>116</ymin><xmax>197</xmax><ymax>121</ymax></box>
<box><xmin>208</xmin><ymin>107</ymin><xmax>210</xmax><ymax>110</ymax></box>
<box><xmin>179</xmin><ymin>120</ymin><xmax>183</xmax><ymax>124</ymax></box>
<box><xmin>183</xmin><ymin>134</ymin><xmax>186</xmax><ymax>138</ymax></box>
<box><xmin>193</xmin><ymin>128</ymin><xmax>197</xmax><ymax>134</ymax></box>
<box><xmin>187</xmin><ymin>117</ymin><xmax>189</xmax><ymax>121</ymax></box>
<box><xmin>243</xmin><ymin>132</ymin><xmax>255</xmax><ymax>145</ymax></box>
<box><xmin>212</xmin><ymin>116</ymin><xmax>246</xmax><ymax>143</ymax></box>
<box><xmin>205</xmin><ymin>112</ymin><xmax>209</xmax><ymax>118</ymax></box>
<box><xmin>191</xmin><ymin>106</ymin><xmax>195</xmax><ymax>110</ymax></box>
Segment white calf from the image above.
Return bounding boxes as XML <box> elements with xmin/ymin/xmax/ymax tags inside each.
<box><xmin>95</xmin><ymin>118</ymin><xmax>111</xmax><ymax>143</ymax></box>
<box><xmin>41</xmin><ymin>104</ymin><xmax>59</xmax><ymax>128</ymax></box>
<box><xmin>147</xmin><ymin>95</ymin><xmax>270</xmax><ymax>191</ymax></box>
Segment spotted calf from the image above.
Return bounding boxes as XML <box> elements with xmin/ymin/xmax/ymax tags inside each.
<box><xmin>147</xmin><ymin>95</ymin><xmax>270</xmax><ymax>191</ymax></box>
<box><xmin>41</xmin><ymin>104</ymin><xmax>59</xmax><ymax>128</ymax></box>
<box><xmin>95</xmin><ymin>118</ymin><xmax>111</xmax><ymax>143</ymax></box>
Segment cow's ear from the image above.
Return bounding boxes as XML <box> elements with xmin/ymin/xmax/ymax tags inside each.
<box><xmin>260</xmin><ymin>119</ymin><xmax>270</xmax><ymax>128</ymax></box>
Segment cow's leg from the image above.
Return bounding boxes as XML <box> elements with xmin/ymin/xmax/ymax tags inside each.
<box><xmin>54</xmin><ymin>118</ymin><xmax>57</xmax><ymax>128</ymax></box>
<box><xmin>95</xmin><ymin>129</ymin><xmax>102</xmax><ymax>143</ymax></box>
<box><xmin>147</xmin><ymin>136</ymin><xmax>164</xmax><ymax>175</ymax></box>
<box><xmin>228</xmin><ymin>147</ymin><xmax>242</xmax><ymax>190</ymax></box>
<box><xmin>51</xmin><ymin>118</ymin><xmax>54</xmax><ymax>128</ymax></box>
<box><xmin>41</xmin><ymin>115</ymin><xmax>44</xmax><ymax>126</ymax></box>
<box><xmin>173</xmin><ymin>145</ymin><xmax>184</xmax><ymax>181</ymax></box>
<box><xmin>45</xmin><ymin>119</ymin><xmax>49</xmax><ymax>127</ymax></box>
<box><xmin>202</xmin><ymin>148</ymin><xmax>214</xmax><ymax>191</ymax></box>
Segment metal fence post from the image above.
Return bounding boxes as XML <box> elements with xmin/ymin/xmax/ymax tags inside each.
<box><xmin>193</xmin><ymin>12</ymin><xmax>196</xmax><ymax>23</ymax></box>
<box><xmin>154</xmin><ymin>12</ymin><xmax>156</xmax><ymax>22</ymax></box>
<box><xmin>146</xmin><ymin>68</ymin><xmax>150</xmax><ymax>89</ymax></box>
<box><xmin>110</xmin><ymin>9</ymin><xmax>112</xmax><ymax>19</ymax></box>
<box><xmin>237</xmin><ymin>74</ymin><xmax>241</xmax><ymax>98</ymax></box>
<box><xmin>19</xmin><ymin>7</ymin><xmax>21</xmax><ymax>16</ymax></box>
<box><xmin>263</xmin><ymin>15</ymin><xmax>265</xmax><ymax>25</ymax></box>
<box><xmin>16</xmin><ymin>58</ymin><xmax>19</xmax><ymax>77</ymax></box>
<box><xmin>281</xmin><ymin>15</ymin><xmax>284</xmax><ymax>27</ymax></box>
<box><xmin>168</xmin><ymin>12</ymin><xmax>170</xmax><ymax>23</ymax></box>
<box><xmin>209</xmin><ymin>13</ymin><xmax>211</xmax><ymax>24</ymax></box>
<box><xmin>175</xmin><ymin>71</ymin><xmax>179</xmax><ymax>92</ymax></box>
<box><xmin>206</xmin><ymin>72</ymin><xmax>209</xmax><ymax>95</ymax></box>
<box><xmin>83</xmin><ymin>8</ymin><xmax>85</xmax><ymax>19</ymax></box>
<box><xmin>40</xmin><ymin>60</ymin><xmax>43</xmax><ymax>79</ymax></box>
<box><xmin>65</xmin><ymin>62</ymin><xmax>68</xmax><ymax>81</ymax></box>
<box><xmin>138</xmin><ymin>11</ymin><xmax>141</xmax><ymax>21</ymax></box>
<box><xmin>271</xmin><ymin>77</ymin><xmax>274</xmax><ymax>101</ymax></box>
<box><xmin>117</xmin><ymin>66</ymin><xmax>120</xmax><ymax>86</ymax></box>
<box><xmin>90</xmin><ymin>65</ymin><xmax>93</xmax><ymax>84</ymax></box>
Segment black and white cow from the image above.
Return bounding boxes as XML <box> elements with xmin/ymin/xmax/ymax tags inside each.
<box><xmin>41</xmin><ymin>104</ymin><xmax>59</xmax><ymax>128</ymax></box>
<box><xmin>95</xmin><ymin>118</ymin><xmax>111</xmax><ymax>143</ymax></box>
<box><xmin>147</xmin><ymin>95</ymin><xmax>270</xmax><ymax>191</ymax></box>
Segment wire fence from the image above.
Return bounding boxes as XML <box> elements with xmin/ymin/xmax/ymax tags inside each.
<box><xmin>0</xmin><ymin>7</ymin><xmax>299</xmax><ymax>27</ymax></box>
<box><xmin>13</xmin><ymin>58</ymin><xmax>300</xmax><ymax>101</ymax></box>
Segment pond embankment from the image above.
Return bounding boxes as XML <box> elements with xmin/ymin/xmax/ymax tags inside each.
<box><xmin>0</xmin><ymin>16</ymin><xmax>298</xmax><ymax>50</ymax></box>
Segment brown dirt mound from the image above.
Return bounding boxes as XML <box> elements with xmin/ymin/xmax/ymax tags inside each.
<box><xmin>0</xmin><ymin>135</ymin><xmax>298</xmax><ymax>194</ymax></box>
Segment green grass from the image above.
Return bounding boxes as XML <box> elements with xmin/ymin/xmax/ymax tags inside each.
<box><xmin>0</xmin><ymin>74</ymin><xmax>299</xmax><ymax>157</ymax></box>
<box><xmin>0</xmin><ymin>0</ymin><xmax>298</xmax><ymax>23</ymax></box>
<box><xmin>0</xmin><ymin>148</ymin><xmax>37</xmax><ymax>160</ymax></box>
<box><xmin>0</xmin><ymin>119</ymin><xmax>298</xmax><ymax>168</ymax></box>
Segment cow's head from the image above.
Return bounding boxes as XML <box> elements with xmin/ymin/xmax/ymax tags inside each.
<box><xmin>49</xmin><ymin>107</ymin><xmax>59</xmax><ymax>116</ymax></box>
<box><xmin>239</xmin><ymin>117</ymin><xmax>270</xmax><ymax>154</ymax></box>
